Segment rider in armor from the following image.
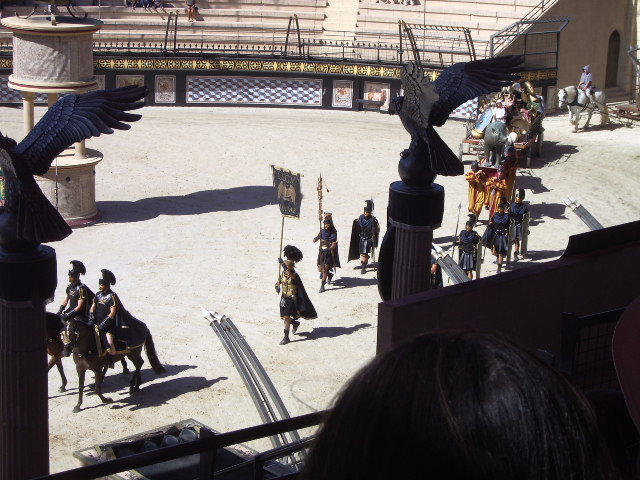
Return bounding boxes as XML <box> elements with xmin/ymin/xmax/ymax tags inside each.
<box><xmin>57</xmin><ymin>260</ymin><xmax>93</xmax><ymax>322</ymax></box>
<box><xmin>275</xmin><ymin>245</ymin><xmax>317</xmax><ymax>345</ymax></box>
<box><xmin>510</xmin><ymin>189</ymin><xmax>529</xmax><ymax>261</ymax></box>
<box><xmin>90</xmin><ymin>269</ymin><xmax>119</xmax><ymax>366</ymax></box>
<box><xmin>579</xmin><ymin>65</ymin><xmax>595</xmax><ymax>104</ymax></box>
<box><xmin>313</xmin><ymin>214</ymin><xmax>340</xmax><ymax>293</ymax></box>
<box><xmin>348</xmin><ymin>200</ymin><xmax>381</xmax><ymax>274</ymax></box>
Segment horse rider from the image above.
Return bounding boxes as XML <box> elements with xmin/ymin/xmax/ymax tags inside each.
<box><xmin>578</xmin><ymin>65</ymin><xmax>595</xmax><ymax>104</ymax></box>
<box><xmin>57</xmin><ymin>260</ymin><xmax>92</xmax><ymax>323</ymax></box>
<box><xmin>89</xmin><ymin>269</ymin><xmax>119</xmax><ymax>367</ymax></box>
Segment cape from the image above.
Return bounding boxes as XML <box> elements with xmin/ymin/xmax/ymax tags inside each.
<box><xmin>348</xmin><ymin>216</ymin><xmax>380</xmax><ymax>261</ymax></box>
<box><xmin>295</xmin><ymin>275</ymin><xmax>317</xmax><ymax>320</ymax></box>
<box><xmin>112</xmin><ymin>292</ymin><xmax>149</xmax><ymax>348</ymax></box>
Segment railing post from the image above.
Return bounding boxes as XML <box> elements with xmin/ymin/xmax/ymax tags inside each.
<box><xmin>199</xmin><ymin>428</ymin><xmax>217</xmax><ymax>480</ymax></box>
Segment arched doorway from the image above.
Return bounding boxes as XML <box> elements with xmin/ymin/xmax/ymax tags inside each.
<box><xmin>605</xmin><ymin>30</ymin><xmax>620</xmax><ymax>88</ymax></box>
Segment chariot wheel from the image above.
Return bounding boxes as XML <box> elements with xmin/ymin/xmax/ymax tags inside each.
<box><xmin>458</xmin><ymin>143</ymin><xmax>464</xmax><ymax>162</ymax></box>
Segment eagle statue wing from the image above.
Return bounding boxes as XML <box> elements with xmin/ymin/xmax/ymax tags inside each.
<box><xmin>11</xmin><ymin>85</ymin><xmax>148</xmax><ymax>175</ymax></box>
<box><xmin>429</xmin><ymin>55</ymin><xmax>523</xmax><ymax>127</ymax></box>
<box><xmin>399</xmin><ymin>61</ymin><xmax>439</xmax><ymax>129</ymax></box>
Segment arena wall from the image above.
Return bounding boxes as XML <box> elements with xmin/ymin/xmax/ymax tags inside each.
<box><xmin>541</xmin><ymin>0</ymin><xmax>636</xmax><ymax>97</ymax></box>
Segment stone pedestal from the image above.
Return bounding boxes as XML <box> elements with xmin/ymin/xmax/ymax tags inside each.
<box><xmin>35</xmin><ymin>149</ymin><xmax>103</xmax><ymax>227</ymax></box>
<box><xmin>0</xmin><ymin>15</ymin><xmax>102</xmax><ymax>94</ymax></box>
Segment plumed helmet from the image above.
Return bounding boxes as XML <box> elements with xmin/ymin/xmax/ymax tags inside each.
<box><xmin>68</xmin><ymin>259</ymin><xmax>86</xmax><ymax>278</ymax></box>
<box><xmin>364</xmin><ymin>199</ymin><xmax>374</xmax><ymax>213</ymax></box>
<box><xmin>99</xmin><ymin>268</ymin><xmax>116</xmax><ymax>286</ymax></box>
<box><xmin>283</xmin><ymin>245</ymin><xmax>303</xmax><ymax>263</ymax></box>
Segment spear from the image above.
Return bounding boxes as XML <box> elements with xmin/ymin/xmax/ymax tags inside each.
<box><xmin>451</xmin><ymin>203</ymin><xmax>462</xmax><ymax>258</ymax></box>
<box><xmin>317</xmin><ymin>173</ymin><xmax>323</xmax><ymax>232</ymax></box>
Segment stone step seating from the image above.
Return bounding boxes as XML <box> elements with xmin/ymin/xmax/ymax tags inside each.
<box><xmin>356</xmin><ymin>0</ymin><xmax>536</xmax><ymax>43</ymax></box>
<box><xmin>0</xmin><ymin>0</ymin><xmax>326</xmax><ymax>44</ymax></box>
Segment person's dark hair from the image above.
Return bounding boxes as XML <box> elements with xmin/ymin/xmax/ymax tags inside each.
<box><xmin>303</xmin><ymin>332</ymin><xmax>614</xmax><ymax>480</ymax></box>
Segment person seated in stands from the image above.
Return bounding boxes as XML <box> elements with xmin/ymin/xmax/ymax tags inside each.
<box><xmin>302</xmin><ymin>331</ymin><xmax>617</xmax><ymax>480</ymax></box>
<box><xmin>185</xmin><ymin>0</ymin><xmax>197</xmax><ymax>21</ymax></box>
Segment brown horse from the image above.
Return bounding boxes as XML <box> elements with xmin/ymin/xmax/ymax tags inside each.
<box><xmin>63</xmin><ymin>318</ymin><xmax>164</xmax><ymax>413</ymax></box>
<box><xmin>46</xmin><ymin>312</ymin><xmax>68</xmax><ymax>393</ymax></box>
<box><xmin>47</xmin><ymin>313</ymin><xmax>130</xmax><ymax>394</ymax></box>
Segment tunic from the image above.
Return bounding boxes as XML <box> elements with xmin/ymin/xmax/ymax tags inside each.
<box><xmin>458</xmin><ymin>229</ymin><xmax>480</xmax><ymax>271</ymax></box>
<box><xmin>510</xmin><ymin>202</ymin><xmax>528</xmax><ymax>240</ymax></box>
<box><xmin>465</xmin><ymin>170</ymin><xmax>487</xmax><ymax>216</ymax></box>
<box><xmin>491</xmin><ymin>212</ymin><xmax>511</xmax><ymax>254</ymax></box>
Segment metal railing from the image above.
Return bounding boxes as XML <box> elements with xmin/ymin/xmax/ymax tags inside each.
<box><xmin>33</xmin><ymin>411</ymin><xmax>326</xmax><ymax>480</ymax></box>
<box><xmin>489</xmin><ymin>17</ymin><xmax>569</xmax><ymax>70</ymax></box>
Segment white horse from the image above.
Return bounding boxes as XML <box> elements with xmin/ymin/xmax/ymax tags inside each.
<box><xmin>557</xmin><ymin>85</ymin><xmax>609</xmax><ymax>132</ymax></box>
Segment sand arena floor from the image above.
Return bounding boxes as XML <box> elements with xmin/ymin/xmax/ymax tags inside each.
<box><xmin>1</xmin><ymin>104</ymin><xmax>638</xmax><ymax>473</ymax></box>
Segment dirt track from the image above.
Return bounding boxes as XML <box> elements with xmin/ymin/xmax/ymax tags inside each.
<box><xmin>1</xmin><ymin>104</ymin><xmax>636</xmax><ymax>473</ymax></box>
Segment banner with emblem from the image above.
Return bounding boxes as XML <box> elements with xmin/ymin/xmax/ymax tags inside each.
<box><xmin>271</xmin><ymin>165</ymin><xmax>302</xmax><ymax>218</ymax></box>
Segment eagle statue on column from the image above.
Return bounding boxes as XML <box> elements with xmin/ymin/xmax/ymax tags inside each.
<box><xmin>0</xmin><ymin>85</ymin><xmax>147</xmax><ymax>249</ymax></box>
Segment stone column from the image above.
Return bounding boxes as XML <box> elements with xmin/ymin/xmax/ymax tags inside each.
<box><xmin>21</xmin><ymin>91</ymin><xmax>35</xmax><ymax>136</ymax></box>
<box><xmin>0</xmin><ymin>245</ymin><xmax>57</xmax><ymax>480</ymax></box>
<box><xmin>47</xmin><ymin>92</ymin><xmax>58</xmax><ymax>108</ymax></box>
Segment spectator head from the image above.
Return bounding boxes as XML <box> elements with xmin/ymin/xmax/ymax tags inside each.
<box><xmin>303</xmin><ymin>332</ymin><xmax>614</xmax><ymax>480</ymax></box>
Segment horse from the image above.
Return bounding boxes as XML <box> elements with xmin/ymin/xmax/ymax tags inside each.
<box><xmin>557</xmin><ymin>85</ymin><xmax>609</xmax><ymax>132</ymax></box>
<box><xmin>47</xmin><ymin>312</ymin><xmax>131</xmax><ymax>393</ymax></box>
<box><xmin>46</xmin><ymin>312</ymin><xmax>69</xmax><ymax>393</ymax></box>
<box><xmin>62</xmin><ymin>318</ymin><xmax>164</xmax><ymax>413</ymax></box>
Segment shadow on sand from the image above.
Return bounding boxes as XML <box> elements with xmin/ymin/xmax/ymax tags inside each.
<box><xmin>293</xmin><ymin>323</ymin><xmax>372</xmax><ymax>342</ymax></box>
<box><xmin>97</xmin><ymin>185</ymin><xmax>274</xmax><ymax>223</ymax></box>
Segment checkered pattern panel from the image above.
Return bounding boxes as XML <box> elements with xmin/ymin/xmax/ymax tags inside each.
<box><xmin>187</xmin><ymin>77</ymin><xmax>322</xmax><ymax>106</ymax></box>
<box><xmin>0</xmin><ymin>76</ymin><xmax>48</xmax><ymax>103</ymax></box>
<box><xmin>450</xmin><ymin>97</ymin><xmax>478</xmax><ymax>120</ymax></box>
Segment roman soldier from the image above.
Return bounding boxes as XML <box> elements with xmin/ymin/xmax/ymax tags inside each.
<box><xmin>348</xmin><ymin>200</ymin><xmax>381</xmax><ymax>274</ymax></box>
<box><xmin>275</xmin><ymin>245</ymin><xmax>317</xmax><ymax>345</ymax></box>
<box><xmin>456</xmin><ymin>221</ymin><xmax>481</xmax><ymax>280</ymax></box>
<box><xmin>90</xmin><ymin>269</ymin><xmax>120</xmax><ymax>365</ymax></box>
<box><xmin>57</xmin><ymin>260</ymin><xmax>94</xmax><ymax>323</ymax></box>
<box><xmin>429</xmin><ymin>255</ymin><xmax>443</xmax><ymax>289</ymax></box>
<box><xmin>510</xmin><ymin>188</ymin><xmax>529</xmax><ymax>260</ymax></box>
<box><xmin>313</xmin><ymin>213</ymin><xmax>340</xmax><ymax>292</ymax></box>
<box><xmin>90</xmin><ymin>269</ymin><xmax>147</xmax><ymax>368</ymax></box>
<box><xmin>465</xmin><ymin>161</ymin><xmax>487</xmax><ymax>218</ymax></box>
<box><xmin>490</xmin><ymin>201</ymin><xmax>511</xmax><ymax>273</ymax></box>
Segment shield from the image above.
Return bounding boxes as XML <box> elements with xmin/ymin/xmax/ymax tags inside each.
<box><xmin>347</xmin><ymin>219</ymin><xmax>360</xmax><ymax>262</ymax></box>
<box><xmin>506</xmin><ymin>221</ymin><xmax>515</xmax><ymax>265</ymax></box>
<box><xmin>475</xmin><ymin>241</ymin><xmax>483</xmax><ymax>279</ymax></box>
<box><xmin>521</xmin><ymin>210</ymin><xmax>530</xmax><ymax>254</ymax></box>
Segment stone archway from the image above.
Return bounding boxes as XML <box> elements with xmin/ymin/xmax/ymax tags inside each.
<box><xmin>605</xmin><ymin>30</ymin><xmax>620</xmax><ymax>88</ymax></box>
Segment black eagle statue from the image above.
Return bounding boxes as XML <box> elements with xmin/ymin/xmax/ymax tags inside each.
<box><xmin>389</xmin><ymin>55</ymin><xmax>523</xmax><ymax>186</ymax></box>
<box><xmin>0</xmin><ymin>85</ymin><xmax>147</xmax><ymax>250</ymax></box>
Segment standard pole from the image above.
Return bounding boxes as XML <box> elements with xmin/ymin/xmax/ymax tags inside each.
<box><xmin>277</xmin><ymin>216</ymin><xmax>285</xmax><ymax>280</ymax></box>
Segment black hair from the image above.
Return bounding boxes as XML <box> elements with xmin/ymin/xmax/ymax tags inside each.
<box><xmin>465</xmin><ymin>220</ymin><xmax>474</xmax><ymax>228</ymax></box>
<box><xmin>303</xmin><ymin>332</ymin><xmax>614</xmax><ymax>480</ymax></box>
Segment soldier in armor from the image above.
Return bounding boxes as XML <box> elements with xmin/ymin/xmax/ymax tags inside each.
<box><xmin>490</xmin><ymin>201</ymin><xmax>511</xmax><ymax>273</ymax></box>
<box><xmin>486</xmin><ymin>166</ymin><xmax>509</xmax><ymax>218</ymax></box>
<box><xmin>89</xmin><ymin>269</ymin><xmax>120</xmax><ymax>366</ymax></box>
<box><xmin>275</xmin><ymin>245</ymin><xmax>317</xmax><ymax>345</ymax></box>
<box><xmin>57</xmin><ymin>260</ymin><xmax>93</xmax><ymax>322</ymax></box>
<box><xmin>313</xmin><ymin>214</ymin><xmax>340</xmax><ymax>293</ymax></box>
<box><xmin>429</xmin><ymin>255</ymin><xmax>443</xmax><ymax>289</ymax></box>
<box><xmin>456</xmin><ymin>221</ymin><xmax>481</xmax><ymax>280</ymax></box>
<box><xmin>510</xmin><ymin>189</ymin><xmax>529</xmax><ymax>260</ymax></box>
<box><xmin>348</xmin><ymin>200</ymin><xmax>381</xmax><ymax>274</ymax></box>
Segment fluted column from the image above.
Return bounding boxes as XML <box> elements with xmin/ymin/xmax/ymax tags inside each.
<box><xmin>0</xmin><ymin>246</ymin><xmax>57</xmax><ymax>479</ymax></box>
<box><xmin>391</xmin><ymin>222</ymin><xmax>433</xmax><ymax>299</ymax></box>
